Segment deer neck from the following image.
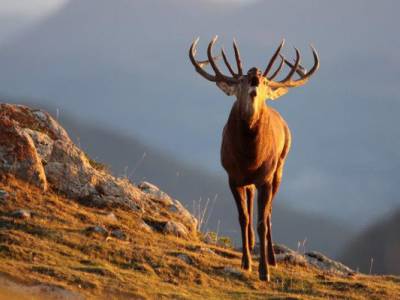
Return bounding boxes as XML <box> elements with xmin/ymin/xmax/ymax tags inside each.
<box><xmin>236</xmin><ymin>93</ymin><xmax>266</xmax><ymax>129</ymax></box>
<box><xmin>235</xmin><ymin>100</ymin><xmax>267</xmax><ymax>131</ymax></box>
<box><xmin>227</xmin><ymin>103</ymin><xmax>270</xmax><ymax>161</ymax></box>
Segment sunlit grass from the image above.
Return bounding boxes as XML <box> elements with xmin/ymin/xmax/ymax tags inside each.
<box><xmin>0</xmin><ymin>177</ymin><xmax>399</xmax><ymax>299</ymax></box>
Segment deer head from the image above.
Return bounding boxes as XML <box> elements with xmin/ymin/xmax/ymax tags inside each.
<box><xmin>189</xmin><ymin>36</ymin><xmax>319</xmax><ymax>126</ymax></box>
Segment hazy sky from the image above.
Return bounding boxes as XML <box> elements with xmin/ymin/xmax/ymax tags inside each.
<box><xmin>0</xmin><ymin>0</ymin><xmax>67</xmax><ymax>16</ymax></box>
<box><xmin>0</xmin><ymin>0</ymin><xmax>258</xmax><ymax>45</ymax></box>
<box><xmin>0</xmin><ymin>0</ymin><xmax>67</xmax><ymax>46</ymax></box>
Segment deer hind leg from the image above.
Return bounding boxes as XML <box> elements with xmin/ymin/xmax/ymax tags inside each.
<box><xmin>229</xmin><ymin>179</ymin><xmax>252</xmax><ymax>271</ymax></box>
<box><xmin>246</xmin><ymin>185</ymin><xmax>255</xmax><ymax>251</ymax></box>
<box><xmin>257</xmin><ymin>182</ymin><xmax>274</xmax><ymax>281</ymax></box>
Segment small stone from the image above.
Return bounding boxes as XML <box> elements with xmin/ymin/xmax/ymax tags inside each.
<box><xmin>139</xmin><ymin>221</ymin><xmax>152</xmax><ymax>233</ymax></box>
<box><xmin>176</xmin><ymin>253</ymin><xmax>192</xmax><ymax>264</ymax></box>
<box><xmin>110</xmin><ymin>229</ymin><xmax>127</xmax><ymax>240</ymax></box>
<box><xmin>223</xmin><ymin>266</ymin><xmax>242</xmax><ymax>276</ymax></box>
<box><xmin>138</xmin><ymin>181</ymin><xmax>173</xmax><ymax>206</ymax></box>
<box><xmin>168</xmin><ymin>205</ymin><xmax>179</xmax><ymax>213</ymax></box>
<box><xmin>85</xmin><ymin>225</ymin><xmax>108</xmax><ymax>236</ymax></box>
<box><xmin>137</xmin><ymin>181</ymin><xmax>160</xmax><ymax>192</ymax></box>
<box><xmin>163</xmin><ymin>221</ymin><xmax>189</xmax><ymax>238</ymax></box>
<box><xmin>105</xmin><ymin>212</ymin><xmax>118</xmax><ymax>222</ymax></box>
<box><xmin>10</xmin><ymin>209</ymin><xmax>31</xmax><ymax>219</ymax></box>
<box><xmin>0</xmin><ymin>190</ymin><xmax>9</xmax><ymax>201</ymax></box>
<box><xmin>199</xmin><ymin>247</ymin><xmax>215</xmax><ymax>255</ymax></box>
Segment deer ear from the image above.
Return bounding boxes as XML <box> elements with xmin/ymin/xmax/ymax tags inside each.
<box><xmin>268</xmin><ymin>87</ymin><xmax>288</xmax><ymax>100</ymax></box>
<box><xmin>216</xmin><ymin>81</ymin><xmax>237</xmax><ymax>96</ymax></box>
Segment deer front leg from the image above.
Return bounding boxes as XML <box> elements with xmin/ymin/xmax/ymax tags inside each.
<box><xmin>267</xmin><ymin>216</ymin><xmax>276</xmax><ymax>266</ymax></box>
<box><xmin>229</xmin><ymin>180</ymin><xmax>252</xmax><ymax>271</ymax></box>
<box><xmin>246</xmin><ymin>186</ymin><xmax>255</xmax><ymax>251</ymax></box>
<box><xmin>267</xmin><ymin>164</ymin><xmax>284</xmax><ymax>266</ymax></box>
<box><xmin>257</xmin><ymin>183</ymin><xmax>273</xmax><ymax>281</ymax></box>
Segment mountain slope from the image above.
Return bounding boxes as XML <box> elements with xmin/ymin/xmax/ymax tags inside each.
<box><xmin>340</xmin><ymin>209</ymin><xmax>400</xmax><ymax>275</ymax></box>
<box><xmin>2</xmin><ymin>177</ymin><xmax>399</xmax><ymax>299</ymax></box>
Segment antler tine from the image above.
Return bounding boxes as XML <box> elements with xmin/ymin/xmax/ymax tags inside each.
<box><xmin>263</xmin><ymin>39</ymin><xmax>285</xmax><ymax>77</ymax></box>
<box><xmin>197</xmin><ymin>55</ymin><xmax>222</xmax><ymax>68</ymax></box>
<box><xmin>189</xmin><ymin>37</ymin><xmax>217</xmax><ymax>82</ymax></box>
<box><xmin>207</xmin><ymin>36</ymin><xmax>239</xmax><ymax>84</ymax></box>
<box><xmin>279</xmin><ymin>54</ymin><xmax>306</xmax><ymax>77</ymax></box>
<box><xmin>306</xmin><ymin>45</ymin><xmax>320</xmax><ymax>78</ymax></box>
<box><xmin>233</xmin><ymin>39</ymin><xmax>243</xmax><ymax>76</ymax></box>
<box><xmin>280</xmin><ymin>47</ymin><xmax>300</xmax><ymax>83</ymax></box>
<box><xmin>221</xmin><ymin>48</ymin><xmax>237</xmax><ymax>77</ymax></box>
<box><xmin>269</xmin><ymin>45</ymin><xmax>319</xmax><ymax>88</ymax></box>
<box><xmin>207</xmin><ymin>36</ymin><xmax>224</xmax><ymax>76</ymax></box>
<box><xmin>268</xmin><ymin>56</ymin><xmax>285</xmax><ymax>80</ymax></box>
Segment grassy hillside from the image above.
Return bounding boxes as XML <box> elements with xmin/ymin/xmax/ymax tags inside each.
<box><xmin>0</xmin><ymin>177</ymin><xmax>398</xmax><ymax>299</ymax></box>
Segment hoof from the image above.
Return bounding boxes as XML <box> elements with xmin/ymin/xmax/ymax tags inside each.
<box><xmin>269</xmin><ymin>260</ymin><xmax>277</xmax><ymax>267</ymax></box>
<box><xmin>268</xmin><ymin>251</ymin><xmax>277</xmax><ymax>266</ymax></box>
<box><xmin>259</xmin><ymin>272</ymin><xmax>270</xmax><ymax>282</ymax></box>
<box><xmin>241</xmin><ymin>260</ymin><xmax>252</xmax><ymax>272</ymax></box>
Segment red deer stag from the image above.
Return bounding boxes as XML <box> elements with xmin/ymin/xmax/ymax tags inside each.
<box><xmin>189</xmin><ymin>36</ymin><xmax>319</xmax><ymax>281</ymax></box>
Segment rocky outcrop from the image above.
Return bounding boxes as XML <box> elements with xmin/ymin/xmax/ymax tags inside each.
<box><xmin>248</xmin><ymin>243</ymin><xmax>355</xmax><ymax>276</ymax></box>
<box><xmin>0</xmin><ymin>103</ymin><xmax>197</xmax><ymax>238</ymax></box>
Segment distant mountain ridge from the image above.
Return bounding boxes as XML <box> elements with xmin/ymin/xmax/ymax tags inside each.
<box><xmin>340</xmin><ymin>208</ymin><xmax>400</xmax><ymax>275</ymax></box>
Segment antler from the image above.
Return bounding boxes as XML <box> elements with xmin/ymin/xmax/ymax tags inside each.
<box><xmin>263</xmin><ymin>42</ymin><xmax>319</xmax><ymax>88</ymax></box>
<box><xmin>189</xmin><ymin>36</ymin><xmax>240</xmax><ymax>84</ymax></box>
<box><xmin>220</xmin><ymin>40</ymin><xmax>243</xmax><ymax>78</ymax></box>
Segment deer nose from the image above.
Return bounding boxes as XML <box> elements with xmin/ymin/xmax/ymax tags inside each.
<box><xmin>250</xmin><ymin>76</ymin><xmax>259</xmax><ymax>87</ymax></box>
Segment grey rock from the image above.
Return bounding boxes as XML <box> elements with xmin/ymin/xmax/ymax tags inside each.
<box><xmin>223</xmin><ymin>266</ymin><xmax>242</xmax><ymax>276</ymax></box>
<box><xmin>251</xmin><ymin>243</ymin><xmax>354</xmax><ymax>275</ymax></box>
<box><xmin>105</xmin><ymin>212</ymin><xmax>118</xmax><ymax>222</ymax></box>
<box><xmin>138</xmin><ymin>181</ymin><xmax>173</xmax><ymax>206</ymax></box>
<box><xmin>163</xmin><ymin>221</ymin><xmax>189</xmax><ymax>238</ymax></box>
<box><xmin>0</xmin><ymin>104</ymin><xmax>145</xmax><ymax>211</ymax></box>
<box><xmin>139</xmin><ymin>221</ymin><xmax>152</xmax><ymax>233</ymax></box>
<box><xmin>305</xmin><ymin>251</ymin><xmax>355</xmax><ymax>276</ymax></box>
<box><xmin>0</xmin><ymin>189</ymin><xmax>8</xmax><ymax>200</ymax></box>
<box><xmin>0</xmin><ymin>104</ymin><xmax>199</xmax><ymax>239</ymax></box>
<box><xmin>276</xmin><ymin>252</ymin><xmax>307</xmax><ymax>266</ymax></box>
<box><xmin>10</xmin><ymin>209</ymin><xmax>31</xmax><ymax>219</ymax></box>
<box><xmin>273</xmin><ymin>243</ymin><xmax>296</xmax><ymax>255</ymax></box>
<box><xmin>0</xmin><ymin>123</ymin><xmax>48</xmax><ymax>191</ymax></box>
<box><xmin>85</xmin><ymin>225</ymin><xmax>108</xmax><ymax>236</ymax></box>
<box><xmin>176</xmin><ymin>253</ymin><xmax>192</xmax><ymax>264</ymax></box>
<box><xmin>169</xmin><ymin>199</ymin><xmax>198</xmax><ymax>234</ymax></box>
<box><xmin>110</xmin><ymin>229</ymin><xmax>127</xmax><ymax>240</ymax></box>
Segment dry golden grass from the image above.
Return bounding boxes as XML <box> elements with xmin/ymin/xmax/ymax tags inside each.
<box><xmin>0</xmin><ymin>177</ymin><xmax>399</xmax><ymax>299</ymax></box>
